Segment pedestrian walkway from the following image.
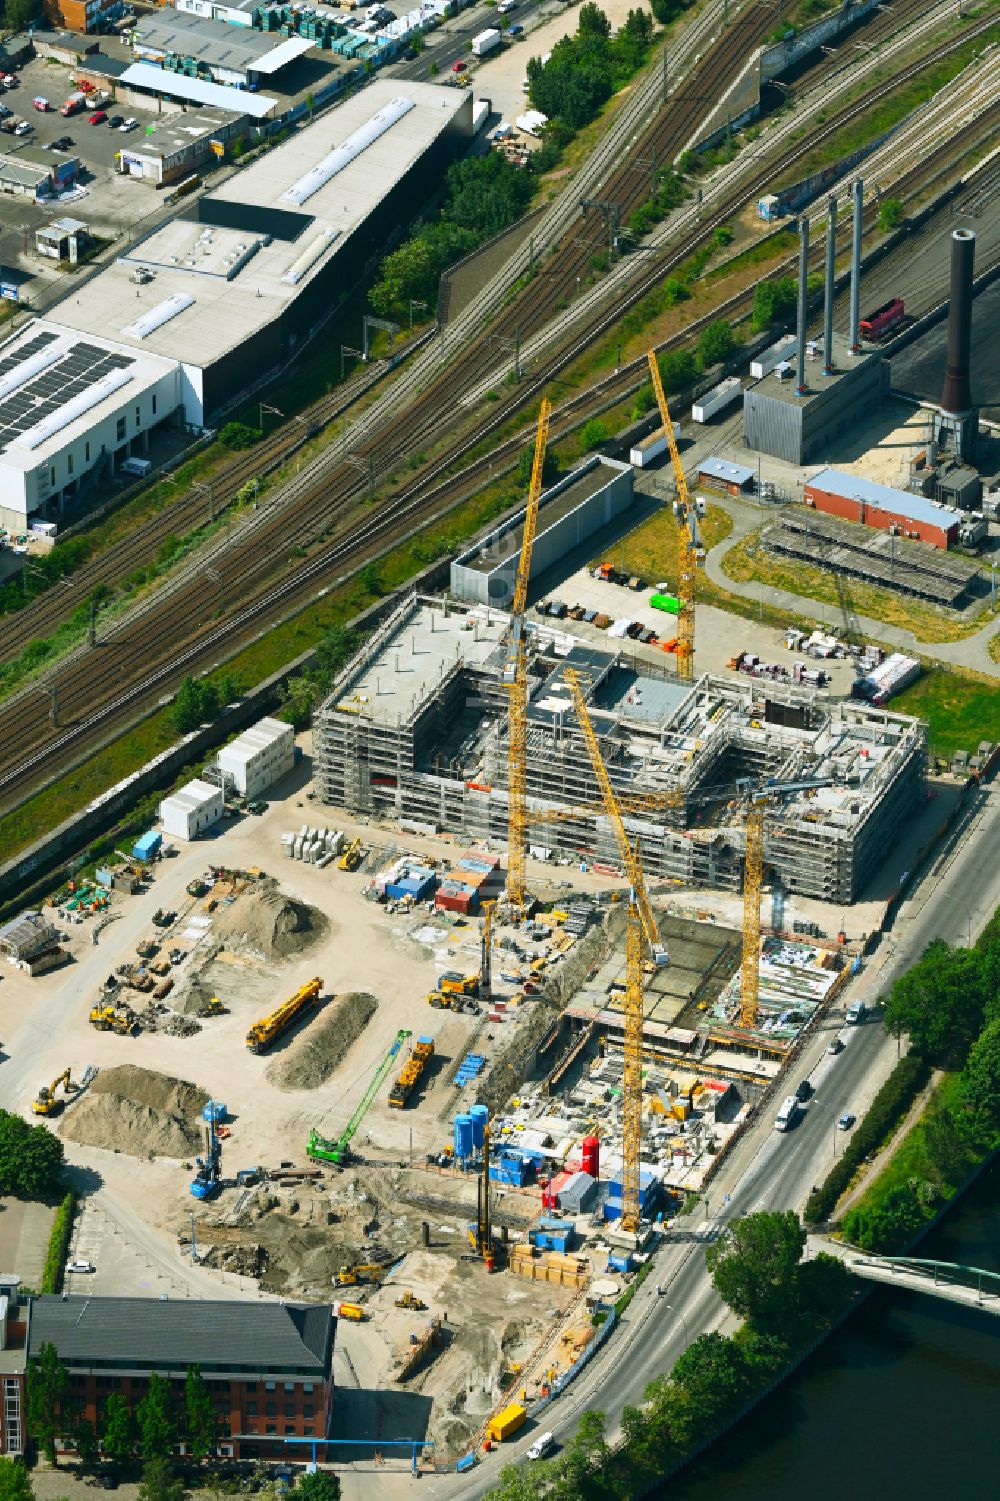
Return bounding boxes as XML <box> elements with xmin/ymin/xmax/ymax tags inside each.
<box><xmin>701</xmin><ymin>496</ymin><xmax>1000</xmax><ymax>676</ymax></box>
<box><xmin>810</xmin><ymin>1235</ymin><xmax>1000</xmax><ymax>1314</ymax></box>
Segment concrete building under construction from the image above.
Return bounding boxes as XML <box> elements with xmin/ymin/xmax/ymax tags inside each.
<box><xmin>313</xmin><ymin>595</ymin><xmax>926</xmax><ymax>903</ymax></box>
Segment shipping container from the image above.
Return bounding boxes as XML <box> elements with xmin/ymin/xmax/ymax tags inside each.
<box><xmin>650</xmin><ymin>592</ymin><xmax>680</xmax><ymax>615</ymax></box>
<box><xmin>472</xmin><ymin>26</ymin><xmax>502</xmax><ymax>56</ymax></box>
<box><xmin>692</xmin><ymin>378</ymin><xmax>742</xmax><ymax>423</ymax></box>
<box><xmin>487</xmin><ymin>1404</ymin><xmax>527</xmax><ymax>1442</ymax></box>
<box><xmin>629</xmin><ymin>422</ymin><xmax>680</xmax><ymax>468</ymax></box>
<box><xmin>750</xmin><ymin>334</ymin><xmax>796</xmax><ymax>379</ymax></box>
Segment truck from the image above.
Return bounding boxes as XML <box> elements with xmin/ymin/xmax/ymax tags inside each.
<box><xmin>245</xmin><ymin>976</ymin><xmax>323</xmax><ymax>1053</ymax></box>
<box><xmin>629</xmin><ymin>422</ymin><xmax>680</xmax><ymax>469</ymax></box>
<box><xmin>487</xmin><ymin>1403</ymin><xmax>527</xmax><ymax>1443</ymax></box>
<box><xmin>774</xmin><ymin>1095</ymin><xmax>800</xmax><ymax>1132</ymax></box>
<box><xmin>691</xmin><ymin>377</ymin><xmax>742</xmax><ymax>424</ymax></box>
<box><xmin>472</xmin><ymin>27</ymin><xmax>502</xmax><ymax>57</ymax></box>
<box><xmin>650</xmin><ymin>591</ymin><xmax>681</xmax><ymax>615</ymax></box>
<box><xmin>750</xmin><ymin>334</ymin><xmax>796</xmax><ymax>379</ymax></box>
<box><xmin>389</xmin><ymin>1035</ymin><xmax>434</xmax><ymax>1108</ymax></box>
<box><xmin>860</xmin><ymin>297</ymin><xmax>904</xmax><ymax>341</ymax></box>
<box><xmin>61</xmin><ymin>92</ymin><xmax>86</xmax><ymax>116</ymax></box>
<box><xmin>439</xmin><ymin>970</ymin><xmax>478</xmax><ymax>997</ymax></box>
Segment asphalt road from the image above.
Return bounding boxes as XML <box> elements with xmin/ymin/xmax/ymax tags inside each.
<box><xmin>389</xmin><ymin>0</ymin><xmax>546</xmax><ymax>83</ymax></box>
<box><xmin>419</xmin><ymin>778</ymin><xmax>1000</xmax><ymax>1499</ymax></box>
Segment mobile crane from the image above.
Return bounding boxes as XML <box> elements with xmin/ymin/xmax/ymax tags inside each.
<box><xmin>32</xmin><ymin>1068</ymin><xmax>75</xmax><ymax>1116</ymax></box>
<box><xmin>648</xmin><ymin>349</ymin><xmax>699</xmax><ymax>680</ymax></box>
<box><xmin>190</xmin><ymin>1114</ymin><xmax>222</xmax><ymax>1199</ymax></box>
<box><xmin>308</xmin><ymin>1028</ymin><xmax>412</xmax><ymax>1164</ymax></box>
<box><xmin>245</xmin><ymin>977</ymin><xmax>322</xmax><ymax>1054</ymax></box>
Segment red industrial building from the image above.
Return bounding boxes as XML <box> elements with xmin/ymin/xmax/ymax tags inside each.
<box><xmin>803</xmin><ymin>468</ymin><xmax>960</xmax><ymax>550</ymax></box>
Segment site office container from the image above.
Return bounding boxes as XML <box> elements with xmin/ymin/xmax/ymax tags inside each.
<box><xmin>487</xmin><ymin>1404</ymin><xmax>527</xmax><ymax>1443</ymax></box>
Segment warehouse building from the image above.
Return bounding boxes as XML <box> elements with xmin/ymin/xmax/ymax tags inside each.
<box><xmin>159</xmin><ymin>777</ymin><xmax>224</xmax><ymax>840</ymax></box>
<box><xmin>804</xmin><ymin>468</ymin><xmax>961</xmax><ymax>549</ymax></box>
<box><xmin>697</xmin><ymin>457</ymin><xmax>753</xmax><ymax>496</ymax></box>
<box><xmin>0</xmin><ymin>1287</ymin><xmax>336</xmax><ymax>1459</ymax></box>
<box><xmin>314</xmin><ymin>595</ymin><xmax>927</xmax><ymax>903</ymax></box>
<box><xmin>132</xmin><ymin>10</ymin><xmax>313</xmax><ymax>88</ymax></box>
<box><xmin>743</xmin><ymin>333</ymin><xmax>888</xmax><ymax>465</ymax></box>
<box><xmin>450</xmin><ymin>456</ymin><xmax>634</xmax><ymax>607</ymax></box>
<box><xmin>217</xmin><ymin>715</ymin><xmax>295</xmax><ymax>798</ymax></box>
<box><xmin>115</xmin><ymin>107</ymin><xmax>248</xmax><ymax>185</ymax></box>
<box><xmin>0</xmin><ymin>144</ymin><xmax>80</xmax><ymax>200</ymax></box>
<box><xmin>44</xmin><ymin>80</ymin><xmax>473</xmax><ymax>424</ymax></box>
<box><xmin>0</xmin><ymin>324</ymin><xmax>183</xmax><ymax>533</ymax></box>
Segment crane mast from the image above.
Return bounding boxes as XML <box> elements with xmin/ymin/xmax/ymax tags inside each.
<box><xmin>648</xmin><ymin>349</ymin><xmax>697</xmax><ymax>680</ymax></box>
<box><xmin>740</xmin><ymin>800</ymin><xmax>766</xmax><ymax>1029</ymax></box>
<box><xmin>503</xmin><ymin>398</ymin><xmax>552</xmax><ymax>914</ymax></box>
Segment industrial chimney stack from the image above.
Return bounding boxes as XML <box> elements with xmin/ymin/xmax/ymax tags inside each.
<box><xmin>939</xmin><ymin>228</ymin><xmax>976</xmax><ymax>415</ymax></box>
<box><xmin>849</xmin><ymin>178</ymin><xmax>863</xmax><ymax>354</ymax></box>
<box><xmin>796</xmin><ymin>215</ymin><xmax>809</xmax><ymax>396</ymax></box>
<box><xmin>823</xmin><ymin>194</ymin><xmax>837</xmax><ymax>376</ymax></box>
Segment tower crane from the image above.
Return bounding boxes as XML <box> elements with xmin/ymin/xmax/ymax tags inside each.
<box><xmin>564</xmin><ymin>666</ymin><xmax>662</xmax><ymax>1235</ymax></box>
<box><xmin>648</xmin><ymin>349</ymin><xmax>699</xmax><ymax>680</ymax></box>
<box><xmin>503</xmin><ymin>397</ymin><xmax>552</xmax><ymax>915</ymax></box>
<box><xmin>480</xmin><ymin>900</ymin><xmax>494</xmax><ymax>1000</ymax></box>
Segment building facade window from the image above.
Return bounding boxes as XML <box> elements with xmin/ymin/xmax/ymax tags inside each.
<box><xmin>67</xmin><ymin>453</ymin><xmax>73</xmax><ymax>475</ymax></box>
<box><xmin>152</xmin><ymin>394</ymin><xmax>157</xmax><ymax>415</ymax></box>
<box><xmin>116</xmin><ymin>417</ymin><xmax>126</xmax><ymax>442</ymax></box>
<box><xmin>85</xmin><ymin>441</ymin><xmax>90</xmax><ymax>461</ymax></box>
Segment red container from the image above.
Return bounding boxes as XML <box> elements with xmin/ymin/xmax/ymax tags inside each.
<box><xmin>581</xmin><ymin>1134</ymin><xmax>599</xmax><ymax>1179</ymax></box>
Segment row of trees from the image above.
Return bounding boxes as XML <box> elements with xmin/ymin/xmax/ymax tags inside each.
<box><xmin>525</xmin><ymin>5</ymin><xmax>654</xmax><ymax>132</ymax></box>
<box><xmin>487</xmin><ymin>1211</ymin><xmax>852</xmax><ymax>1498</ymax></box>
<box><xmin>171</xmin><ymin>673</ymin><xmax>242</xmax><ymax>735</ymax></box>
<box><xmin>0</xmin><ymin>1457</ymin><xmax>339</xmax><ymax>1501</ymax></box>
<box><xmin>0</xmin><ymin>1112</ymin><xmax>64</xmax><ymax>1200</ymax></box>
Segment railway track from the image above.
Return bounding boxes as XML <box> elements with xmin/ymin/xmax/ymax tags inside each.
<box><xmin>1</xmin><ymin>4</ymin><xmax>993</xmax><ymax>818</ymax></box>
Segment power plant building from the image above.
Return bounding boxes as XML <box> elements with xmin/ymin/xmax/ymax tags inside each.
<box><xmin>313</xmin><ymin>594</ymin><xmax>927</xmax><ymax>903</ymax></box>
<box><xmin>804</xmin><ymin>469</ymin><xmax>961</xmax><ymax>549</ymax></box>
<box><xmin>743</xmin><ymin>331</ymin><xmax>888</xmax><ymax>465</ymax></box>
<box><xmin>450</xmin><ymin>456</ymin><xmax>634</xmax><ymax>607</ymax></box>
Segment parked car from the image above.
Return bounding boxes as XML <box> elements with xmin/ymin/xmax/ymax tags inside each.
<box><xmin>837</xmin><ymin>1112</ymin><xmax>856</xmax><ymax>1132</ymax></box>
<box><xmin>828</xmin><ymin>1035</ymin><xmax>845</xmax><ymax>1055</ymax></box>
<box><xmin>3</xmin><ymin>76</ymin><xmax>20</xmax><ymax>89</ymax></box>
<box><xmin>32</xmin><ymin>96</ymin><xmax>51</xmax><ymax>111</ymax></box>
<box><xmin>0</xmin><ymin>119</ymin><xmax>15</xmax><ymax>134</ymax></box>
<box><xmin>66</xmin><ymin>1258</ymin><xmax>96</xmax><ymax>1273</ymax></box>
<box><xmin>108</xmin><ymin>114</ymin><xmax>124</xmax><ymax>128</ymax></box>
<box><xmin>55</xmin><ymin>135</ymin><xmax>74</xmax><ymax>149</ymax></box>
<box><xmin>0</xmin><ymin>104</ymin><xmax>13</xmax><ymax>118</ymax></box>
<box><xmin>88</xmin><ymin>110</ymin><xmax>107</xmax><ymax>125</ymax></box>
<box><xmin>508</xmin><ymin>22</ymin><xmax>524</xmax><ymax>34</ymax></box>
<box><xmin>119</xmin><ymin>116</ymin><xmax>138</xmax><ymax>132</ymax></box>
<box><xmin>451</xmin><ymin>58</ymin><xmax>467</xmax><ymax>71</ymax></box>
<box><xmin>246</xmin><ymin>800</ymin><xmax>268</xmax><ymax>816</ymax></box>
<box><xmin>795</xmin><ymin>1079</ymin><xmax>812</xmax><ymax>1103</ymax></box>
<box><xmin>13</xmin><ymin>120</ymin><xmax>32</xmax><ymax>136</ymax></box>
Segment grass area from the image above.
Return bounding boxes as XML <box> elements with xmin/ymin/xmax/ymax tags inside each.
<box><xmin>705</xmin><ymin>228</ymin><xmax>799</xmax><ymax>282</ymax></box>
<box><xmin>892</xmin><ymin>671</ymin><xmax>1000</xmax><ymax>760</ymax></box>
<box><xmin>590</xmin><ymin>502</ymin><xmax>733</xmax><ymax>582</ymax></box>
<box><xmin>989</xmin><ymin>632</ymin><xmax>1000</xmax><ymax>664</ymax></box>
<box><xmin>720</xmin><ymin>531</ymin><xmax>993</xmax><ymax>644</ymax></box>
<box><xmin>772</xmin><ymin>17</ymin><xmax>1000</xmax><ymax>192</ymax></box>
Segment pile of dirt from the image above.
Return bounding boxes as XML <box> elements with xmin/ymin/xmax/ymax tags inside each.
<box><xmin>266</xmin><ymin>992</ymin><xmax>378</xmax><ymax>1090</ymax></box>
<box><xmin>61</xmin><ymin>1065</ymin><xmax>209</xmax><ymax>1159</ymax></box>
<box><xmin>212</xmin><ymin>883</ymin><xmax>328</xmax><ymax>959</ymax></box>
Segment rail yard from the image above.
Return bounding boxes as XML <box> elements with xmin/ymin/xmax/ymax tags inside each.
<box><xmin>0</xmin><ymin>0</ymin><xmax>999</xmax><ymax>1493</ymax></box>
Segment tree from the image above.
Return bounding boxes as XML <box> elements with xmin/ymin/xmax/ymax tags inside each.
<box><xmin>650</xmin><ymin>0</ymin><xmax>693</xmax><ymax>23</ymax></box>
<box><xmin>5</xmin><ymin>0</ymin><xmax>41</xmax><ymax>30</ymax></box>
<box><xmin>698</xmin><ymin>319</ymin><xmax>734</xmax><ymax>368</ymax></box>
<box><xmin>218</xmin><ymin>422</ymin><xmax>261</xmax><ymax>451</ymax></box>
<box><xmin>958</xmin><ymin>1016</ymin><xmax>1000</xmax><ymax>1143</ymax></box>
<box><xmin>171</xmin><ymin>677</ymin><xmax>204</xmax><ymax>734</ymax></box>
<box><xmin>877</xmin><ymin>197</ymin><xmax>904</xmax><ymax>232</ymax></box>
<box><xmin>578</xmin><ymin>2</ymin><xmax>611</xmax><ymax>37</ymax></box>
<box><xmin>0</xmin><ymin>1112</ymin><xmax>64</xmax><ymax>1197</ymax></box>
<box><xmin>751</xmin><ymin>275</ymin><xmax>797</xmax><ymax>332</ymax></box>
<box><xmin>516</xmin><ymin>442</ymin><xmax>559</xmax><ymax>490</ymax></box>
<box><xmin>841</xmin><ymin>1183</ymin><xmax>926</xmax><ymax>1252</ymax></box>
<box><xmin>294</xmin><ymin>1471</ymin><xmax>341</xmax><ymax>1501</ymax></box>
<box><xmin>0</xmin><ymin>1459</ymin><xmax>33</xmax><ymax>1501</ymax></box>
<box><xmin>794</xmin><ymin>1253</ymin><xmax>853</xmax><ymax>1329</ymax></box>
<box><xmin>101</xmin><ymin>1393</ymin><xmax>135</xmax><ymax>1470</ymax></box>
<box><xmin>136</xmin><ymin>1374</ymin><xmax>175</xmax><ymax>1462</ymax></box>
<box><xmin>26</xmin><ymin>1343</ymin><xmax>68</xmax><ymax>1464</ymax></box>
<box><xmin>667</xmin><ymin>1333</ymin><xmax>752</xmax><ymax>1448</ymax></box>
<box><xmin>581</xmin><ymin>418</ymin><xmax>609</xmax><ymax>450</ymax></box>
<box><xmin>883</xmin><ymin>940</ymin><xmax>987</xmax><ymax>1064</ymax></box>
<box><xmin>705</xmin><ymin>1210</ymin><xmax>806</xmax><ymax>1332</ymax></box>
<box><xmin>279</xmin><ymin>673</ymin><xmax>320</xmax><ymax>732</ymax></box>
<box><xmin>137</xmin><ymin>1459</ymin><xmax>187</xmax><ymax>1501</ymax></box>
<box><xmin>73</xmin><ymin>1419</ymin><xmax>100</xmax><ymax>1470</ymax></box>
<box><xmin>358</xmin><ymin>562</ymin><xmax>384</xmax><ymax>597</ymax></box>
<box><xmin>183</xmin><ymin>1367</ymin><xmax>216</xmax><ymax>1463</ymax></box>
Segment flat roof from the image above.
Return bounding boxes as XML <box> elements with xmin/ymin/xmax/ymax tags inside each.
<box><xmin>460</xmin><ymin>458</ymin><xmax>630</xmax><ymax>575</ymax></box>
<box><xmin>46</xmin><ymin>80</ymin><xmax>468</xmax><ymax>375</ymax></box>
<box><xmin>162</xmin><ymin>777</ymin><xmax>222</xmax><ymax>814</ymax></box>
<box><xmin>220</xmin><ymin>716</ymin><xmax>292</xmax><ymax>764</ymax></box>
<box><xmin>806</xmin><ymin>468</ymin><xmax>962</xmax><ymax>529</ymax></box>
<box><xmin>122</xmin><ymin>109</ymin><xmax>243</xmax><ymax>162</ymax></box>
<box><xmin>133</xmin><ymin>12</ymin><xmax>313</xmax><ymax>74</ymax></box>
<box><xmin>0</xmin><ymin>322</ymin><xmax>174</xmax><ymax>472</ymax></box>
<box><xmin>119</xmin><ymin>62</ymin><xmax>278</xmax><ymax>119</ymax></box>
<box><xmin>699</xmin><ymin>456</ymin><xmax>753</xmax><ymax>485</ymax></box>
<box><xmin>747</xmin><ymin>331</ymin><xmax>881</xmax><ymax>409</ymax></box>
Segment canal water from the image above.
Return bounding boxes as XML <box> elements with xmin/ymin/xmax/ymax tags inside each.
<box><xmin>658</xmin><ymin>1161</ymin><xmax>1000</xmax><ymax>1501</ymax></box>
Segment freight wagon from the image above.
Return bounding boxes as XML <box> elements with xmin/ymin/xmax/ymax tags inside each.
<box><xmin>859</xmin><ymin>297</ymin><xmax>904</xmax><ymax>341</ymax></box>
<box><xmin>691</xmin><ymin>377</ymin><xmax>742</xmax><ymax>423</ymax></box>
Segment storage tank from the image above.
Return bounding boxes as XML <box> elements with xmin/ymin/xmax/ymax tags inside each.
<box><xmin>581</xmin><ymin>1134</ymin><xmax>599</xmax><ymax>1178</ymax></box>
<box><xmin>470</xmin><ymin>1104</ymin><xmax>489</xmax><ymax>1149</ymax></box>
<box><xmin>454</xmin><ymin>1114</ymin><xmax>474</xmax><ymax>1160</ymax></box>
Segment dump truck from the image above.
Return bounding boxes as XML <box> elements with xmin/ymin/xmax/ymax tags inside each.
<box><xmin>89</xmin><ymin>1004</ymin><xmax>136</xmax><ymax>1035</ymax></box>
<box><xmin>246</xmin><ymin>977</ymin><xmax>322</xmax><ymax>1054</ymax></box>
<box><xmin>427</xmin><ymin>989</ymin><xmax>472</xmax><ymax>1011</ymax></box>
<box><xmin>389</xmin><ymin>1035</ymin><xmax>435</xmax><ymax>1108</ymax></box>
<box><xmin>337</xmin><ymin>1302</ymin><xmax>366</xmax><ymax>1321</ymax></box>
<box><xmin>487</xmin><ymin>1403</ymin><xmax>527</xmax><ymax>1443</ymax></box>
<box><xmin>439</xmin><ymin>971</ymin><xmax>479</xmax><ymax>997</ymax></box>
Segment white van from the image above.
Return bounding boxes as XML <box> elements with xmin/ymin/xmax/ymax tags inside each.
<box><xmin>527</xmin><ymin>1432</ymin><xmax>555</xmax><ymax>1461</ymax></box>
<box><xmin>774</xmin><ymin>1096</ymin><xmax>800</xmax><ymax>1132</ymax></box>
<box><xmin>846</xmin><ymin>999</ymin><xmax>866</xmax><ymax>1025</ymax></box>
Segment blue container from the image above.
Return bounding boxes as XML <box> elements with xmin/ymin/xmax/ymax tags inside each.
<box><xmin>454</xmin><ymin>1114</ymin><xmax>474</xmax><ymax>1160</ymax></box>
<box><xmin>469</xmin><ymin>1104</ymin><xmax>488</xmax><ymax>1149</ymax></box>
<box><xmin>133</xmin><ymin>830</ymin><xmax>162</xmax><ymax>862</ymax></box>
<box><xmin>202</xmin><ymin>1100</ymin><xmax>227</xmax><ymax>1125</ymax></box>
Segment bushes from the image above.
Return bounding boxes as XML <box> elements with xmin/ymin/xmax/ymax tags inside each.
<box><xmin>40</xmin><ymin>1191</ymin><xmax>76</xmax><ymax>1295</ymax></box>
<box><xmin>805</xmin><ymin>1052</ymin><xmax>930</xmax><ymax>1223</ymax></box>
<box><xmin>218</xmin><ymin>422</ymin><xmax>261</xmax><ymax>451</ymax></box>
<box><xmin>526</xmin><ymin>7</ymin><xmax>653</xmax><ymax>132</ymax></box>
<box><xmin>170</xmin><ymin>673</ymin><xmax>241</xmax><ymax>735</ymax></box>
<box><xmin>0</xmin><ymin>1111</ymin><xmax>65</xmax><ymax>1198</ymax></box>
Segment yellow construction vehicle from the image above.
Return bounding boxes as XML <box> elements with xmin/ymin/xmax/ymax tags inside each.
<box><xmin>338</xmin><ymin>838</ymin><xmax>362</xmax><ymax>872</ymax></box>
<box><xmin>394</xmin><ymin>1291</ymin><xmax>427</xmax><ymax>1311</ymax></box>
<box><xmin>245</xmin><ymin>977</ymin><xmax>322</xmax><ymax>1054</ymax></box>
<box><xmin>337</xmin><ymin>1264</ymin><xmax>387</xmax><ymax>1286</ymax></box>
<box><xmin>32</xmin><ymin>1068</ymin><xmax>75</xmax><ymax>1116</ymax></box>
<box><xmin>89</xmin><ymin>1004</ymin><xmax>136</xmax><ymax>1036</ymax></box>
<box><xmin>198</xmin><ymin>996</ymin><xmax>227</xmax><ymax>1018</ymax></box>
<box><xmin>439</xmin><ymin>971</ymin><xmax>479</xmax><ymax>997</ymax></box>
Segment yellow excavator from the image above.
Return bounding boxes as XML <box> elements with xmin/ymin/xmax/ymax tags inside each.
<box><xmin>89</xmin><ymin>1004</ymin><xmax>136</xmax><ymax>1036</ymax></box>
<box><xmin>32</xmin><ymin>1068</ymin><xmax>75</xmax><ymax>1116</ymax></box>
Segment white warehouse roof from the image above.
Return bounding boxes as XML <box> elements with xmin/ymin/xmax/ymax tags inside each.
<box><xmin>46</xmin><ymin>79</ymin><xmax>469</xmax><ymax>376</ymax></box>
<box><xmin>119</xmin><ymin>62</ymin><xmax>278</xmax><ymax>119</ymax></box>
<box><xmin>161</xmin><ymin>778</ymin><xmax>222</xmax><ymax>813</ymax></box>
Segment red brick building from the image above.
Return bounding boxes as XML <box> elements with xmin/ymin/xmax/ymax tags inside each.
<box><xmin>0</xmin><ymin>1288</ymin><xmax>336</xmax><ymax>1461</ymax></box>
<box><xmin>803</xmin><ymin>468</ymin><xmax>960</xmax><ymax>550</ymax></box>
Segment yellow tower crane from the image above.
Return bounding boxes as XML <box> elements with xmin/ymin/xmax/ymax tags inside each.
<box><xmin>503</xmin><ymin>397</ymin><xmax>552</xmax><ymax>914</ymax></box>
<box><xmin>480</xmin><ymin>899</ymin><xmax>495</xmax><ymax>1000</ymax></box>
<box><xmin>564</xmin><ymin>666</ymin><xmax>666</xmax><ymax>1234</ymax></box>
<box><xmin>647</xmin><ymin>349</ymin><xmax>698</xmax><ymax>680</ymax></box>
<box><xmin>740</xmin><ymin>797</ymin><xmax>766</xmax><ymax>1030</ymax></box>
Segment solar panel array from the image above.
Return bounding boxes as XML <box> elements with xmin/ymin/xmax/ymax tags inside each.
<box><xmin>0</xmin><ymin>335</ymin><xmax>135</xmax><ymax>454</ymax></box>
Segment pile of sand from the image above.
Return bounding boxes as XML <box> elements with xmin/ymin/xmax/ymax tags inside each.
<box><xmin>212</xmin><ymin>883</ymin><xmax>328</xmax><ymax>959</ymax></box>
<box><xmin>266</xmin><ymin>992</ymin><xmax>378</xmax><ymax>1090</ymax></box>
<box><xmin>61</xmin><ymin>1065</ymin><xmax>209</xmax><ymax>1160</ymax></box>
